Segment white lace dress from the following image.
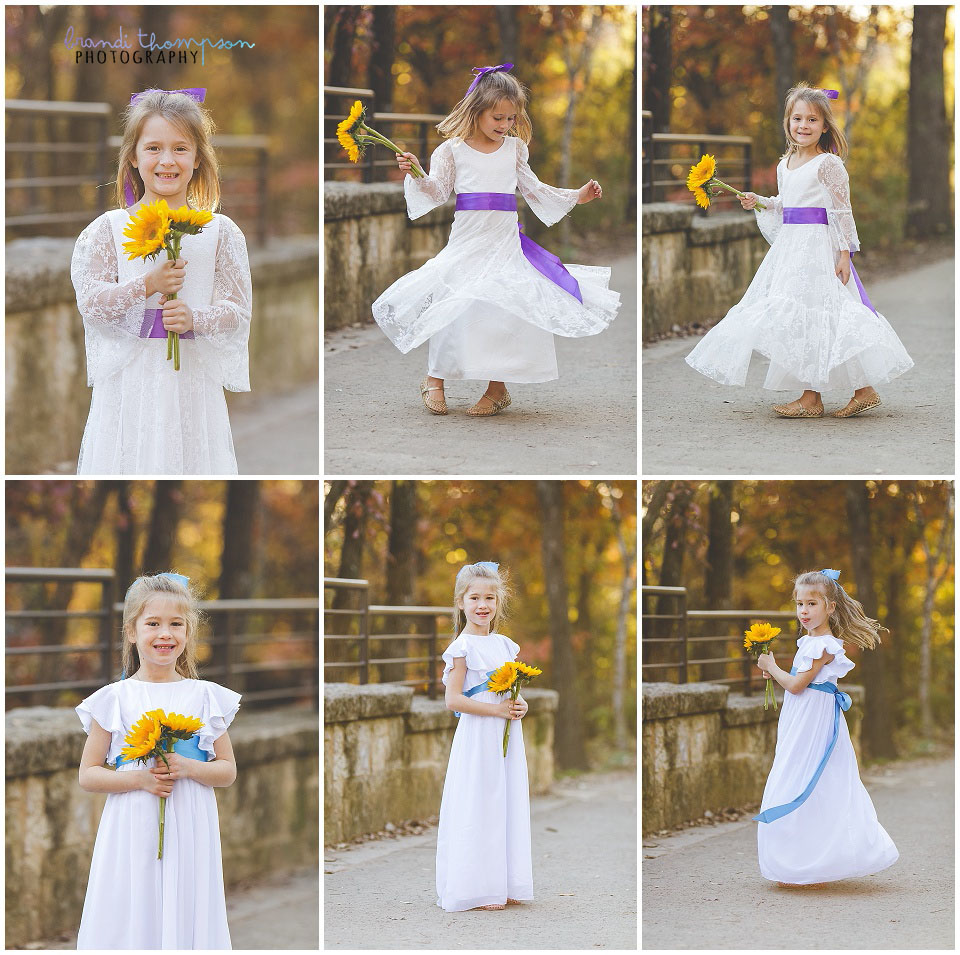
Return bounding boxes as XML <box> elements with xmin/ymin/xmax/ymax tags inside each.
<box><xmin>756</xmin><ymin>635</ymin><xmax>898</xmax><ymax>884</ymax></box>
<box><xmin>436</xmin><ymin>631</ymin><xmax>534</xmax><ymax>911</ymax></box>
<box><xmin>76</xmin><ymin>678</ymin><xmax>242</xmax><ymax>949</ymax></box>
<box><xmin>372</xmin><ymin>136</ymin><xmax>620</xmax><ymax>383</ymax></box>
<box><xmin>686</xmin><ymin>153</ymin><xmax>914</xmax><ymax>391</ymax></box>
<box><xmin>71</xmin><ymin>209</ymin><xmax>252</xmax><ymax>474</ymax></box>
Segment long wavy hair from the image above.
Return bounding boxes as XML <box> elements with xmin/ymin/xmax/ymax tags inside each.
<box><xmin>781</xmin><ymin>82</ymin><xmax>848</xmax><ymax>161</ymax></box>
<box><xmin>452</xmin><ymin>562</ymin><xmax>511</xmax><ymax>637</ymax></box>
<box><xmin>121</xmin><ymin>573</ymin><xmax>201</xmax><ymax>679</ymax></box>
<box><xmin>114</xmin><ymin>90</ymin><xmax>220</xmax><ymax>210</ymax></box>
<box><xmin>793</xmin><ymin>570</ymin><xmax>885</xmax><ymax>650</ymax></box>
<box><xmin>436</xmin><ymin>69</ymin><xmax>533</xmax><ymax>145</ymax></box>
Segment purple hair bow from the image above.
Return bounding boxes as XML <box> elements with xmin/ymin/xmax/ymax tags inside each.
<box><xmin>818</xmin><ymin>88</ymin><xmax>839</xmax><ymax>99</ymax></box>
<box><xmin>466</xmin><ymin>63</ymin><xmax>513</xmax><ymax>96</ymax></box>
<box><xmin>130</xmin><ymin>87</ymin><xmax>206</xmax><ymax>104</ymax></box>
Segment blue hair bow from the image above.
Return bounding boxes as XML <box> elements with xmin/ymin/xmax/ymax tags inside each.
<box><xmin>820</xmin><ymin>568</ymin><xmax>841</xmax><ymax>581</ymax></box>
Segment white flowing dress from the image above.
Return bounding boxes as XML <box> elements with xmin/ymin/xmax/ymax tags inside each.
<box><xmin>71</xmin><ymin>210</ymin><xmax>252</xmax><ymax>474</ymax></box>
<box><xmin>757</xmin><ymin>635</ymin><xmax>898</xmax><ymax>884</ymax></box>
<box><xmin>76</xmin><ymin>678</ymin><xmax>241</xmax><ymax>949</ymax></box>
<box><xmin>686</xmin><ymin>153</ymin><xmax>914</xmax><ymax>392</ymax></box>
<box><xmin>436</xmin><ymin>631</ymin><xmax>534</xmax><ymax>911</ymax></box>
<box><xmin>372</xmin><ymin>136</ymin><xmax>620</xmax><ymax>382</ymax></box>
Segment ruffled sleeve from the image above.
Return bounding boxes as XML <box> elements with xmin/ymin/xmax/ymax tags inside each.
<box><xmin>71</xmin><ymin>213</ymin><xmax>150</xmax><ymax>386</ymax></box>
<box><xmin>403</xmin><ymin>139</ymin><xmax>455</xmax><ymax>220</ymax></box>
<box><xmin>503</xmin><ymin>635</ymin><xmax>521</xmax><ymax>659</ymax></box>
<box><xmin>190</xmin><ymin>215</ymin><xmax>252</xmax><ymax>392</ymax></box>
<box><xmin>753</xmin><ymin>162</ymin><xmax>784</xmax><ymax>246</ymax></box>
<box><xmin>76</xmin><ymin>682</ymin><xmax>124</xmax><ymax>766</ymax></box>
<box><xmin>197</xmin><ymin>681</ymin><xmax>242</xmax><ymax>758</ymax></box>
<box><xmin>515</xmin><ymin>139</ymin><xmax>579</xmax><ymax>226</ymax></box>
<box><xmin>818</xmin><ymin>154</ymin><xmax>860</xmax><ymax>254</ymax></box>
<box><xmin>795</xmin><ymin>635</ymin><xmax>852</xmax><ymax>678</ymax></box>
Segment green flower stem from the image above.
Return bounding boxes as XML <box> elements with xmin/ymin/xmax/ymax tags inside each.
<box><xmin>708</xmin><ymin>177</ymin><xmax>767</xmax><ymax>210</ymax></box>
<box><xmin>357</xmin><ymin>124</ymin><xmax>426</xmax><ymax>177</ymax></box>
<box><xmin>502</xmin><ymin>682</ymin><xmax>521</xmax><ymax>757</ymax></box>
<box><xmin>163</xmin><ymin>233</ymin><xmax>184</xmax><ymax>370</ymax></box>
<box><xmin>156</xmin><ymin>739</ymin><xmax>173</xmax><ymax>859</ymax></box>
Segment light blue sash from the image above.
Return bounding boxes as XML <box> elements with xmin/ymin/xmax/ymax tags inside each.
<box><xmin>114</xmin><ymin>733</ymin><xmax>208</xmax><ymax>768</ymax></box>
<box><xmin>754</xmin><ymin>666</ymin><xmax>851</xmax><ymax>824</ymax></box>
<box><xmin>454</xmin><ymin>670</ymin><xmax>495</xmax><ymax>718</ymax></box>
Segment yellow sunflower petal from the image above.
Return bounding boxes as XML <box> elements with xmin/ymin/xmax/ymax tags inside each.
<box><xmin>693</xmin><ymin>186</ymin><xmax>710</xmax><ymax>209</ymax></box>
<box><xmin>686</xmin><ymin>154</ymin><xmax>716</xmax><ymax>191</ymax></box>
<box><xmin>487</xmin><ymin>661</ymin><xmax>518</xmax><ymax>694</ymax></box>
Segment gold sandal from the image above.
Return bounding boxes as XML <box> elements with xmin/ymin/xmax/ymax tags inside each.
<box><xmin>831</xmin><ymin>394</ymin><xmax>881</xmax><ymax>418</ymax></box>
<box><xmin>467</xmin><ymin>389</ymin><xmax>511</xmax><ymax>417</ymax></box>
<box><xmin>419</xmin><ymin>376</ymin><xmax>447</xmax><ymax>415</ymax></box>
<box><xmin>773</xmin><ymin>399</ymin><xmax>823</xmax><ymax>418</ymax></box>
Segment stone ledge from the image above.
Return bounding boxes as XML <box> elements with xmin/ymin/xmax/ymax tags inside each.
<box><xmin>323</xmin><ymin>682</ymin><xmax>413</xmax><ymax>723</ymax></box>
<box><xmin>642</xmin><ymin>681</ymin><xmax>728</xmax><ymax>720</ymax></box>
<box><xmin>4</xmin><ymin>705</ymin><xmax>317</xmax><ymax>778</ymax></box>
<box><xmin>641</xmin><ymin>202</ymin><xmax>694</xmax><ymax>235</ymax></box>
<box><xmin>323</xmin><ymin>180</ymin><xmax>456</xmax><ymax>224</ymax></box>
<box><xmin>689</xmin><ymin>212</ymin><xmax>759</xmax><ymax>245</ymax></box>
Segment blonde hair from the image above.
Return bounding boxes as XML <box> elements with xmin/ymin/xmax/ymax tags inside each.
<box><xmin>453</xmin><ymin>562</ymin><xmax>511</xmax><ymax>637</ymax></box>
<box><xmin>436</xmin><ymin>69</ymin><xmax>533</xmax><ymax>145</ymax></box>
<box><xmin>793</xmin><ymin>570</ymin><xmax>886</xmax><ymax>650</ymax></box>
<box><xmin>121</xmin><ymin>574</ymin><xmax>201</xmax><ymax>679</ymax></box>
<box><xmin>781</xmin><ymin>82</ymin><xmax>848</xmax><ymax>161</ymax></box>
<box><xmin>115</xmin><ymin>90</ymin><xmax>221</xmax><ymax>210</ymax></box>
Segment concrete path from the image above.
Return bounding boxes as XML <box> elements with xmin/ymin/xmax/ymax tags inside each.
<box><xmin>324</xmin><ymin>770</ymin><xmax>637</xmax><ymax>949</ymax></box>
<box><xmin>229</xmin><ymin>384</ymin><xmax>319</xmax><ymax>475</ymax></box>
<box><xmin>20</xmin><ymin>866</ymin><xmax>319</xmax><ymax>949</ymax></box>
<box><xmin>642</xmin><ymin>258</ymin><xmax>954</xmax><ymax>474</ymax></box>
<box><xmin>324</xmin><ymin>255</ymin><xmax>637</xmax><ymax>475</ymax></box>
<box><xmin>642</xmin><ymin>757</ymin><xmax>954</xmax><ymax>949</ymax></box>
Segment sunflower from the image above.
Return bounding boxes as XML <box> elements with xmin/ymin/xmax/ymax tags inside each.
<box><xmin>122</xmin><ymin>199</ymin><xmax>171</xmax><ymax>261</ymax></box>
<box><xmin>168</xmin><ymin>206</ymin><xmax>214</xmax><ymax>233</ymax></box>
<box><xmin>743</xmin><ymin>621</ymin><xmax>782</xmax><ymax>651</ymax></box>
<box><xmin>686</xmin><ymin>153</ymin><xmax>716</xmax><ymax>191</ymax></box>
<box><xmin>162</xmin><ymin>712</ymin><xmax>205</xmax><ymax>737</ymax></box>
<box><xmin>120</xmin><ymin>713</ymin><xmax>163</xmax><ymax>763</ymax></box>
<box><xmin>515</xmin><ymin>662</ymin><xmax>543</xmax><ymax>679</ymax></box>
<box><xmin>337</xmin><ymin>100</ymin><xmax>365</xmax><ymax>164</ymax></box>
<box><xmin>487</xmin><ymin>661</ymin><xmax>518</xmax><ymax>694</ymax></box>
<box><xmin>692</xmin><ymin>186</ymin><xmax>710</xmax><ymax>209</ymax></box>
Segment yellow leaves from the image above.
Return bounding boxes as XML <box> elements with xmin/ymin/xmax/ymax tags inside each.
<box><xmin>743</xmin><ymin>621</ymin><xmax>781</xmax><ymax>651</ymax></box>
<box><xmin>122</xmin><ymin>199</ymin><xmax>170</xmax><ymax>261</ymax></box>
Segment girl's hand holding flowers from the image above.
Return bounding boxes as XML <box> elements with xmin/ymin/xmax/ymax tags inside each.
<box><xmin>140</xmin><ymin>767</ymin><xmax>175</xmax><ymax>798</ymax></box>
<box><xmin>145</xmin><ymin>257</ymin><xmax>186</xmax><ymax>298</ymax></box>
<box><xmin>577</xmin><ymin>179</ymin><xmax>602</xmax><ymax>204</ymax></box>
<box><xmin>159</xmin><ymin>296</ymin><xmax>194</xmax><ymax>334</ymax></box>
<box><xmin>395</xmin><ymin>152</ymin><xmax>423</xmax><ymax>176</ymax></box>
<box><xmin>149</xmin><ymin>751</ymin><xmax>192</xmax><ymax>783</ymax></box>
<box><xmin>739</xmin><ymin>192</ymin><xmax>760</xmax><ymax>211</ymax></box>
<box><xmin>836</xmin><ymin>250</ymin><xmax>851</xmax><ymax>286</ymax></box>
<box><xmin>757</xmin><ymin>651</ymin><xmax>776</xmax><ymax>674</ymax></box>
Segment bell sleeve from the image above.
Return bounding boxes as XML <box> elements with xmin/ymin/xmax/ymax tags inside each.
<box><xmin>795</xmin><ymin>635</ymin><xmax>851</xmax><ymax>678</ymax></box>
<box><xmin>403</xmin><ymin>139</ymin><xmax>456</xmax><ymax>220</ymax></box>
<box><xmin>753</xmin><ymin>162</ymin><xmax>785</xmax><ymax>246</ymax></box>
<box><xmin>190</xmin><ymin>215</ymin><xmax>252</xmax><ymax>392</ymax></box>
<box><xmin>197</xmin><ymin>681</ymin><xmax>242</xmax><ymax>759</ymax></box>
<box><xmin>818</xmin><ymin>155</ymin><xmax>861</xmax><ymax>254</ymax></box>
<box><xmin>71</xmin><ymin>214</ymin><xmax>150</xmax><ymax>386</ymax></box>
<box><xmin>76</xmin><ymin>682</ymin><xmax>125</xmax><ymax>766</ymax></box>
<box><xmin>515</xmin><ymin>139</ymin><xmax>579</xmax><ymax>226</ymax></box>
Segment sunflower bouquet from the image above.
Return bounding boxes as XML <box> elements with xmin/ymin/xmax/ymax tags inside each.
<box><xmin>337</xmin><ymin>100</ymin><xmax>425</xmax><ymax>177</ymax></box>
<box><xmin>122</xmin><ymin>200</ymin><xmax>214</xmax><ymax>370</ymax></box>
<box><xmin>487</xmin><ymin>660</ymin><xmax>543</xmax><ymax>756</ymax></box>
<box><xmin>686</xmin><ymin>154</ymin><xmax>767</xmax><ymax>211</ymax></box>
<box><xmin>120</xmin><ymin>708</ymin><xmax>205</xmax><ymax>858</ymax></box>
<box><xmin>743</xmin><ymin>622</ymin><xmax>781</xmax><ymax>711</ymax></box>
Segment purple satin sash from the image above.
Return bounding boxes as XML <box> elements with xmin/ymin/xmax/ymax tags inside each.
<box><xmin>139</xmin><ymin>308</ymin><xmax>195</xmax><ymax>340</ymax></box>
<box><xmin>454</xmin><ymin>192</ymin><xmax>583</xmax><ymax>302</ymax></box>
<box><xmin>782</xmin><ymin>206</ymin><xmax>877</xmax><ymax>315</ymax></box>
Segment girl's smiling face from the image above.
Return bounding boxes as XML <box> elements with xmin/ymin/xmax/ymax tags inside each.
<box><xmin>789</xmin><ymin>99</ymin><xmax>826</xmax><ymax>151</ymax></box>
<box><xmin>129</xmin><ymin>594</ymin><xmax>188</xmax><ymax>672</ymax></box>
<box><xmin>132</xmin><ymin>113</ymin><xmax>199</xmax><ymax>208</ymax></box>
<box><xmin>459</xmin><ymin>577</ymin><xmax>498</xmax><ymax>634</ymax></box>
<box><xmin>795</xmin><ymin>585</ymin><xmax>836</xmax><ymax>637</ymax></box>
<box><xmin>475</xmin><ymin>98</ymin><xmax>517</xmax><ymax>146</ymax></box>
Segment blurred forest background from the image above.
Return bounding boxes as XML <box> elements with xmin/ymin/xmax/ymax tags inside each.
<box><xmin>642</xmin><ymin>5</ymin><xmax>954</xmax><ymax>248</ymax></box>
<box><xmin>6</xmin><ymin>4</ymin><xmax>318</xmax><ymax>237</ymax></box>
<box><xmin>642</xmin><ymin>480</ymin><xmax>954</xmax><ymax>761</ymax></box>
<box><xmin>324</xmin><ymin>480</ymin><xmax>637</xmax><ymax>770</ymax></box>
<box><xmin>325</xmin><ymin>4</ymin><xmax>637</xmax><ymax>239</ymax></box>
<box><xmin>6</xmin><ymin>480</ymin><xmax>320</xmax><ymax>708</ymax></box>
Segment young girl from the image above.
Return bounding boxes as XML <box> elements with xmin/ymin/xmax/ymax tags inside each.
<box><xmin>76</xmin><ymin>573</ymin><xmax>241</xmax><ymax>949</ymax></box>
<box><xmin>437</xmin><ymin>562</ymin><xmax>533</xmax><ymax>910</ymax></box>
<box><xmin>372</xmin><ymin>63</ymin><xmax>621</xmax><ymax>416</ymax></box>
<box><xmin>754</xmin><ymin>569</ymin><xmax>898</xmax><ymax>886</ymax></box>
<box><xmin>71</xmin><ymin>89</ymin><xmax>252</xmax><ymax>473</ymax></box>
<box><xmin>685</xmin><ymin>83</ymin><xmax>913</xmax><ymax>418</ymax></box>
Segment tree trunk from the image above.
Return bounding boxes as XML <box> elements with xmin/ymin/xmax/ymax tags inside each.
<box><xmin>369</xmin><ymin>6</ymin><xmax>397</xmax><ymax>113</ymax></box>
<box><xmin>644</xmin><ymin>7</ymin><xmax>672</xmax><ymax>131</ymax></box>
<box><xmin>324</xmin><ymin>480</ymin><xmax>349</xmax><ymax>533</ymax></box>
<box><xmin>325</xmin><ymin>6</ymin><xmax>361</xmax><ymax>87</ymax></box>
<box><xmin>141</xmin><ymin>481</ymin><xmax>182</xmax><ymax>575</ymax></box>
<box><xmin>333</xmin><ymin>481</ymin><xmax>374</xmax><ymax>609</ymax></box>
<box><xmin>537</xmin><ymin>482</ymin><xmax>589</xmax><ymax>770</ymax></box>
<box><xmin>218</xmin><ymin>481</ymin><xmax>261</xmax><ymax>599</ymax></box>
<box><xmin>495</xmin><ymin>6</ymin><xmax>518</xmax><ymax>63</ymax></box>
<box><xmin>769</xmin><ymin>5</ymin><xmax>795</xmax><ymax>117</ymax></box>
<box><xmin>640</xmin><ymin>480</ymin><xmax>671</xmax><ymax>619</ymax></box>
<box><xmin>382</xmin><ymin>480</ymin><xmax>418</xmax><ymax>684</ymax></box>
<box><xmin>844</xmin><ymin>483</ymin><xmax>896</xmax><ymax>759</ymax></box>
<box><xmin>113</xmin><ymin>481</ymin><xmax>135</xmax><ymax>600</ymax></box>
<box><xmin>608</xmin><ymin>493</ymin><xmax>635</xmax><ymax>751</ymax></box>
<box><xmin>906</xmin><ymin>6</ymin><xmax>951</xmax><ymax>237</ymax></box>
<box><xmin>626</xmin><ymin>13</ymin><xmax>638</xmax><ymax>222</ymax></box>
<box><xmin>702</xmin><ymin>481</ymin><xmax>733</xmax><ymax>681</ymax></box>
